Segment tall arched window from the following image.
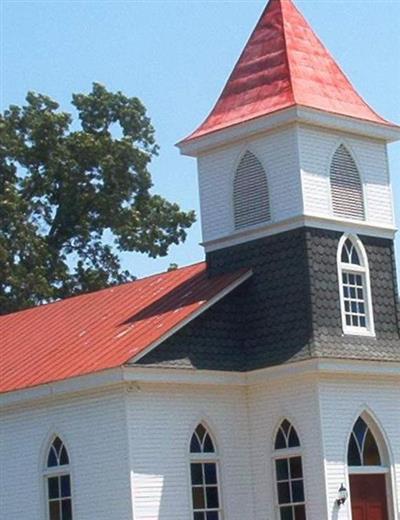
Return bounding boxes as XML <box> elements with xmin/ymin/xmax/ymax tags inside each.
<box><xmin>337</xmin><ymin>235</ymin><xmax>374</xmax><ymax>335</ymax></box>
<box><xmin>233</xmin><ymin>150</ymin><xmax>271</xmax><ymax>230</ymax></box>
<box><xmin>189</xmin><ymin>423</ymin><xmax>222</xmax><ymax>520</ymax></box>
<box><xmin>330</xmin><ymin>144</ymin><xmax>365</xmax><ymax>220</ymax></box>
<box><xmin>273</xmin><ymin>420</ymin><xmax>307</xmax><ymax>520</ymax></box>
<box><xmin>44</xmin><ymin>436</ymin><xmax>73</xmax><ymax>520</ymax></box>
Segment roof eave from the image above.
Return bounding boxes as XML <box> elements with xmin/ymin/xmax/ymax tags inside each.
<box><xmin>176</xmin><ymin>106</ymin><xmax>400</xmax><ymax>157</ymax></box>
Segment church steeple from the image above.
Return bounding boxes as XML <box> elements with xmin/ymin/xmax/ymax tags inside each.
<box><xmin>179</xmin><ymin>0</ymin><xmax>399</xmax><ymax>149</ymax></box>
<box><xmin>177</xmin><ymin>0</ymin><xmax>399</xmax><ymax>253</ymax></box>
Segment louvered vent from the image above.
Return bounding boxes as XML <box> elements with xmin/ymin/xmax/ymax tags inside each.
<box><xmin>330</xmin><ymin>145</ymin><xmax>365</xmax><ymax>220</ymax></box>
<box><xmin>233</xmin><ymin>151</ymin><xmax>271</xmax><ymax>230</ymax></box>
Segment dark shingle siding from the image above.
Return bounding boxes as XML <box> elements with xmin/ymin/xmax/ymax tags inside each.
<box><xmin>137</xmin><ymin>227</ymin><xmax>400</xmax><ymax>370</ymax></box>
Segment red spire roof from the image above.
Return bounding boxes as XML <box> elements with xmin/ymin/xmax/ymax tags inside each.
<box><xmin>0</xmin><ymin>262</ymin><xmax>251</xmax><ymax>393</ymax></box>
<box><xmin>183</xmin><ymin>0</ymin><xmax>393</xmax><ymax>143</ymax></box>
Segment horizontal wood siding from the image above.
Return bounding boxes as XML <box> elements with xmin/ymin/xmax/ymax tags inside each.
<box><xmin>126</xmin><ymin>383</ymin><xmax>254</xmax><ymax>520</ymax></box>
<box><xmin>197</xmin><ymin>127</ymin><xmax>302</xmax><ymax>243</ymax></box>
<box><xmin>0</xmin><ymin>388</ymin><xmax>131</xmax><ymax>520</ymax></box>
<box><xmin>298</xmin><ymin>125</ymin><xmax>394</xmax><ymax>226</ymax></box>
<box><xmin>318</xmin><ymin>376</ymin><xmax>400</xmax><ymax>519</ymax></box>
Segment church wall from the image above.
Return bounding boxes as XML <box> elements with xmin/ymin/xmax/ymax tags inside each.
<box><xmin>298</xmin><ymin>125</ymin><xmax>394</xmax><ymax>227</ymax></box>
<box><xmin>0</xmin><ymin>387</ymin><xmax>132</xmax><ymax>520</ymax></box>
<box><xmin>197</xmin><ymin>126</ymin><xmax>302</xmax><ymax>243</ymax></box>
<box><xmin>247</xmin><ymin>375</ymin><xmax>327</xmax><ymax>520</ymax></box>
<box><xmin>125</xmin><ymin>382</ymin><xmax>254</xmax><ymax>520</ymax></box>
<box><xmin>318</xmin><ymin>375</ymin><xmax>400</xmax><ymax>520</ymax></box>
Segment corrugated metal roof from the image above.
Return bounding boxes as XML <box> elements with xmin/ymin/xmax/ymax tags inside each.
<box><xmin>182</xmin><ymin>0</ymin><xmax>396</xmax><ymax>143</ymax></box>
<box><xmin>0</xmin><ymin>262</ymin><xmax>251</xmax><ymax>393</ymax></box>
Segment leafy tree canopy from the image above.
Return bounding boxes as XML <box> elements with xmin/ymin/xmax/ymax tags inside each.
<box><xmin>0</xmin><ymin>83</ymin><xmax>195</xmax><ymax>314</ymax></box>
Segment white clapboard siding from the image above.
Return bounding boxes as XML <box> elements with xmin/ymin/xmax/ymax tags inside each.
<box><xmin>330</xmin><ymin>144</ymin><xmax>365</xmax><ymax>220</ymax></box>
<box><xmin>233</xmin><ymin>151</ymin><xmax>271</xmax><ymax>229</ymax></box>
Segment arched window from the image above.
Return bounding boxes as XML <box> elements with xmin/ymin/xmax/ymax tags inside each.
<box><xmin>330</xmin><ymin>144</ymin><xmax>365</xmax><ymax>220</ymax></box>
<box><xmin>274</xmin><ymin>420</ymin><xmax>307</xmax><ymax>520</ymax></box>
<box><xmin>44</xmin><ymin>436</ymin><xmax>73</xmax><ymax>520</ymax></box>
<box><xmin>348</xmin><ymin>417</ymin><xmax>381</xmax><ymax>466</ymax></box>
<box><xmin>189</xmin><ymin>423</ymin><xmax>222</xmax><ymax>520</ymax></box>
<box><xmin>233</xmin><ymin>151</ymin><xmax>271</xmax><ymax>230</ymax></box>
<box><xmin>337</xmin><ymin>235</ymin><xmax>374</xmax><ymax>335</ymax></box>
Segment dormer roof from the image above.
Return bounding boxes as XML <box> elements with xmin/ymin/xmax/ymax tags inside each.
<box><xmin>180</xmin><ymin>0</ymin><xmax>397</xmax><ymax>145</ymax></box>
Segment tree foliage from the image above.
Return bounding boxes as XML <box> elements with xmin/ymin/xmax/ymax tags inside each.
<box><xmin>0</xmin><ymin>83</ymin><xmax>195</xmax><ymax>314</ymax></box>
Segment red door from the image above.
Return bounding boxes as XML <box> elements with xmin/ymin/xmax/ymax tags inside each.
<box><xmin>349</xmin><ymin>474</ymin><xmax>389</xmax><ymax>520</ymax></box>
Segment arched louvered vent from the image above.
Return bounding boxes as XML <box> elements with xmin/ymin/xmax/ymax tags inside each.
<box><xmin>330</xmin><ymin>145</ymin><xmax>365</xmax><ymax>220</ymax></box>
<box><xmin>233</xmin><ymin>151</ymin><xmax>271</xmax><ymax>230</ymax></box>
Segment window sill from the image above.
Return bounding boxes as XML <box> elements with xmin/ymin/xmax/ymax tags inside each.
<box><xmin>342</xmin><ymin>328</ymin><xmax>376</xmax><ymax>338</ymax></box>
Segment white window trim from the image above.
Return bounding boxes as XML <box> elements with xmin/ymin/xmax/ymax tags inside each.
<box><xmin>348</xmin><ymin>465</ymin><xmax>389</xmax><ymax>475</ymax></box>
<box><xmin>43</xmin><ymin>437</ymin><xmax>74</xmax><ymax>520</ymax></box>
<box><xmin>337</xmin><ymin>234</ymin><xmax>375</xmax><ymax>337</ymax></box>
<box><xmin>188</xmin><ymin>426</ymin><xmax>223</xmax><ymax>520</ymax></box>
<box><xmin>272</xmin><ymin>424</ymin><xmax>307</xmax><ymax>520</ymax></box>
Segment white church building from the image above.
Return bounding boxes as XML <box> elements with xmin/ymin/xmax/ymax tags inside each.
<box><xmin>1</xmin><ymin>1</ymin><xmax>399</xmax><ymax>519</ymax></box>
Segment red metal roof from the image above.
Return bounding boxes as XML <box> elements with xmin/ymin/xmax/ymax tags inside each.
<box><xmin>183</xmin><ymin>0</ymin><xmax>394</xmax><ymax>143</ymax></box>
<box><xmin>0</xmin><ymin>262</ymin><xmax>250</xmax><ymax>393</ymax></box>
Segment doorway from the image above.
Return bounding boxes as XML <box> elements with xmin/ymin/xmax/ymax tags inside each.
<box><xmin>349</xmin><ymin>473</ymin><xmax>388</xmax><ymax>520</ymax></box>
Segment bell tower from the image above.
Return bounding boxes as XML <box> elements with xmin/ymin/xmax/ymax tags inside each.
<box><xmin>173</xmin><ymin>0</ymin><xmax>400</xmax><ymax>369</ymax></box>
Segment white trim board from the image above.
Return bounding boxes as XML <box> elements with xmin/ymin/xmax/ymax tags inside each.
<box><xmin>202</xmin><ymin>215</ymin><xmax>396</xmax><ymax>253</ymax></box>
<box><xmin>177</xmin><ymin>106</ymin><xmax>400</xmax><ymax>157</ymax></box>
<box><xmin>2</xmin><ymin>358</ymin><xmax>400</xmax><ymax>409</ymax></box>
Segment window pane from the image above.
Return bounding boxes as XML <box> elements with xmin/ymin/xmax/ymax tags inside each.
<box><xmin>196</xmin><ymin>424</ymin><xmax>206</xmax><ymax>442</ymax></box>
<box><xmin>192</xmin><ymin>487</ymin><xmax>205</xmax><ymax>509</ymax></box>
<box><xmin>194</xmin><ymin>513</ymin><xmax>204</xmax><ymax>520</ymax></box>
<box><xmin>60</xmin><ymin>446</ymin><xmax>69</xmax><ymax>465</ymax></box>
<box><xmin>281</xmin><ymin>420</ymin><xmax>291</xmax><ymax>435</ymax></box>
<box><xmin>191</xmin><ymin>464</ymin><xmax>203</xmax><ymax>485</ymax></box>
<box><xmin>49</xmin><ymin>501</ymin><xmax>60</xmax><ymax>520</ymax></box>
<box><xmin>288</xmin><ymin>428</ymin><xmax>300</xmax><ymax>448</ymax></box>
<box><xmin>276</xmin><ymin>459</ymin><xmax>289</xmax><ymax>481</ymax></box>
<box><xmin>353</xmin><ymin>418</ymin><xmax>367</xmax><ymax>446</ymax></box>
<box><xmin>60</xmin><ymin>475</ymin><xmax>71</xmax><ymax>498</ymax></box>
<box><xmin>206</xmin><ymin>487</ymin><xmax>219</xmax><ymax>509</ymax></box>
<box><xmin>280</xmin><ymin>506</ymin><xmax>294</xmax><ymax>520</ymax></box>
<box><xmin>206</xmin><ymin>512</ymin><xmax>219</xmax><ymax>520</ymax></box>
<box><xmin>203</xmin><ymin>434</ymin><xmax>215</xmax><ymax>453</ymax></box>
<box><xmin>278</xmin><ymin>482</ymin><xmax>291</xmax><ymax>504</ymax></box>
<box><xmin>275</xmin><ymin>429</ymin><xmax>287</xmax><ymax>450</ymax></box>
<box><xmin>291</xmin><ymin>480</ymin><xmax>305</xmax><ymax>503</ymax></box>
<box><xmin>48</xmin><ymin>477</ymin><xmax>60</xmax><ymax>499</ymax></box>
<box><xmin>61</xmin><ymin>499</ymin><xmax>72</xmax><ymax>520</ymax></box>
<box><xmin>289</xmin><ymin>457</ymin><xmax>303</xmax><ymax>479</ymax></box>
<box><xmin>294</xmin><ymin>504</ymin><xmax>306</xmax><ymax>520</ymax></box>
<box><xmin>53</xmin><ymin>437</ymin><xmax>62</xmax><ymax>453</ymax></box>
<box><xmin>47</xmin><ymin>447</ymin><xmax>58</xmax><ymax>468</ymax></box>
<box><xmin>348</xmin><ymin>434</ymin><xmax>361</xmax><ymax>466</ymax></box>
<box><xmin>190</xmin><ymin>434</ymin><xmax>201</xmax><ymax>453</ymax></box>
<box><xmin>363</xmin><ymin>430</ymin><xmax>381</xmax><ymax>465</ymax></box>
<box><xmin>351</xmin><ymin>248</ymin><xmax>360</xmax><ymax>265</ymax></box>
<box><xmin>204</xmin><ymin>463</ymin><xmax>217</xmax><ymax>485</ymax></box>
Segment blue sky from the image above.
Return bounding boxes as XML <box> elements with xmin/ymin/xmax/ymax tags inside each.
<box><xmin>1</xmin><ymin>0</ymin><xmax>399</xmax><ymax>279</ymax></box>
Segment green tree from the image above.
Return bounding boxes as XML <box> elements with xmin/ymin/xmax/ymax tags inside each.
<box><xmin>0</xmin><ymin>83</ymin><xmax>195</xmax><ymax>314</ymax></box>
